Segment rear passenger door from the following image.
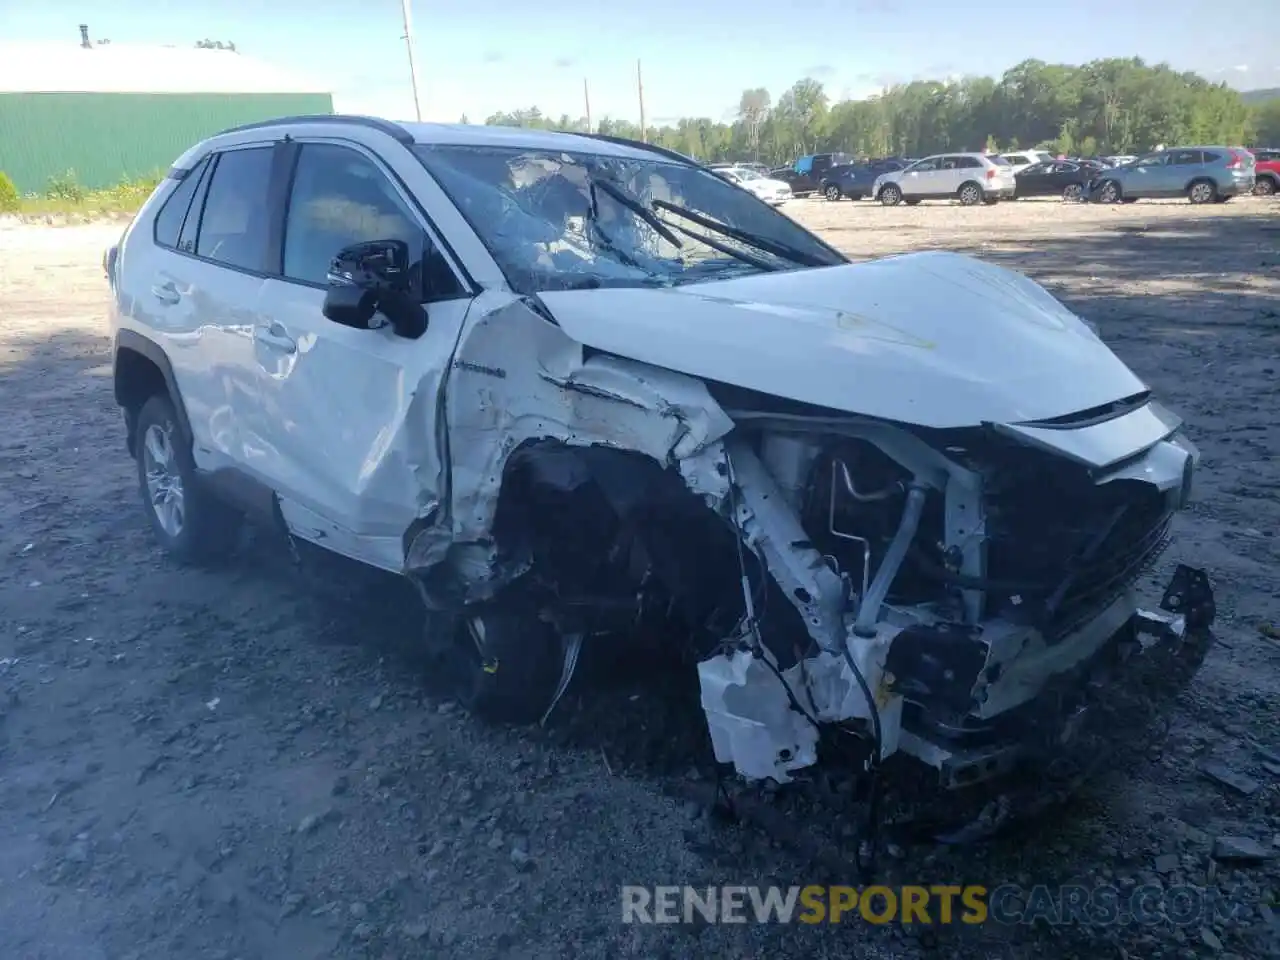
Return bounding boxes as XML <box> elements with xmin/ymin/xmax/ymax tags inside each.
<box><xmin>1017</xmin><ymin>161</ymin><xmax>1053</xmax><ymax>195</ymax></box>
<box><xmin>931</xmin><ymin>156</ymin><xmax>962</xmax><ymax>195</ymax></box>
<box><xmin>135</xmin><ymin>142</ymin><xmax>280</xmax><ymax>475</ymax></box>
<box><xmin>251</xmin><ymin>139</ymin><xmax>475</xmax><ymax>572</ymax></box>
<box><xmin>1165</xmin><ymin>149</ymin><xmax>1204</xmax><ymax>195</ymax></box>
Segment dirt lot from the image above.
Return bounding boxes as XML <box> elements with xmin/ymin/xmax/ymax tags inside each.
<box><xmin>2</xmin><ymin>197</ymin><xmax>1279</xmax><ymax>960</ymax></box>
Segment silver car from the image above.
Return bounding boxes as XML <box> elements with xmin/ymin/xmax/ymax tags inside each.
<box><xmin>1088</xmin><ymin>147</ymin><xmax>1256</xmax><ymax>204</ymax></box>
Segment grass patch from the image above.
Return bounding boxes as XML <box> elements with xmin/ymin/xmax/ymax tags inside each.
<box><xmin>2</xmin><ymin>169</ymin><xmax>162</xmax><ymax>217</ymax></box>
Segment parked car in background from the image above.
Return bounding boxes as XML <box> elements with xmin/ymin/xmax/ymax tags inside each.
<box><xmin>1013</xmin><ymin>158</ymin><xmax>1105</xmax><ymax>201</ymax></box>
<box><xmin>997</xmin><ymin>149</ymin><xmax>1053</xmax><ymax>176</ymax></box>
<box><xmin>709</xmin><ymin>161</ymin><xmax>772</xmax><ymax>176</ymax></box>
<box><xmin>769</xmin><ymin>152</ymin><xmax>853</xmax><ymax>197</ymax></box>
<box><xmin>712</xmin><ymin>165</ymin><xmax>793</xmax><ymax>206</ymax></box>
<box><xmin>1087</xmin><ymin>147</ymin><xmax>1256</xmax><ymax>204</ymax></box>
<box><xmin>820</xmin><ymin>158</ymin><xmax>909</xmax><ymax>200</ymax></box>
<box><xmin>1251</xmin><ymin>148</ymin><xmax>1279</xmax><ymax>195</ymax></box>
<box><xmin>874</xmin><ymin>152</ymin><xmax>1016</xmax><ymax>206</ymax></box>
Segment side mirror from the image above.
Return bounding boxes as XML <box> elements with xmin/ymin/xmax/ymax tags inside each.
<box><xmin>322</xmin><ymin>239</ymin><xmax>427</xmax><ymax>339</ymax></box>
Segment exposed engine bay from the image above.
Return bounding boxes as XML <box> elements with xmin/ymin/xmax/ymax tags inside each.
<box><xmin>423</xmin><ymin>376</ymin><xmax>1212</xmax><ymax>789</ymax></box>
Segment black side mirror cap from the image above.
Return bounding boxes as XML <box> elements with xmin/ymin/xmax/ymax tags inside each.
<box><xmin>321</xmin><ymin>239</ymin><xmax>427</xmax><ymax>339</ymax></box>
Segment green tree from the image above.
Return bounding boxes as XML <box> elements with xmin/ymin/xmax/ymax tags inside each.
<box><xmin>480</xmin><ymin>57</ymin><xmax>1260</xmax><ymax>163</ymax></box>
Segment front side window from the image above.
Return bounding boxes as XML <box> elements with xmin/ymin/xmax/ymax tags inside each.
<box><xmin>413</xmin><ymin>144</ymin><xmax>845</xmax><ymax>295</ymax></box>
<box><xmin>195</xmin><ymin>146</ymin><xmax>275</xmax><ymax>271</ymax></box>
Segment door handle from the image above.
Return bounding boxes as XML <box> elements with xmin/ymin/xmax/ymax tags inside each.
<box><xmin>151</xmin><ymin>281</ymin><xmax>181</xmax><ymax>305</ymax></box>
<box><xmin>255</xmin><ymin>322</ymin><xmax>296</xmax><ymax>354</ymax></box>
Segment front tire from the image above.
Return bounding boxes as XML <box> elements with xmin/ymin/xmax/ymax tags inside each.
<box><xmin>1255</xmin><ymin>177</ymin><xmax>1277</xmax><ymax>196</ymax></box>
<box><xmin>878</xmin><ymin>183</ymin><xmax>902</xmax><ymax>206</ymax></box>
<box><xmin>1063</xmin><ymin>183</ymin><xmax>1084</xmax><ymax>201</ymax></box>
<box><xmin>134</xmin><ymin>394</ymin><xmax>242</xmax><ymax>563</ymax></box>
<box><xmin>824</xmin><ymin>184</ymin><xmax>842</xmax><ymax>201</ymax></box>
<box><xmin>449</xmin><ymin>606</ymin><xmax>563</xmax><ymax>724</ymax></box>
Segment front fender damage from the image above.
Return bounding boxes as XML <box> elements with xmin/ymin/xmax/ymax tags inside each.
<box><xmin>400</xmin><ymin>294</ymin><xmax>1215</xmax><ymax>804</ymax></box>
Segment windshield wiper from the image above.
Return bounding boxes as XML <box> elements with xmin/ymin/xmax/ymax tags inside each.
<box><xmin>650</xmin><ymin>199</ymin><xmax>837</xmax><ymax>268</ymax></box>
<box><xmin>591</xmin><ymin>178</ymin><xmax>684</xmax><ymax>250</ymax></box>
<box><xmin>591</xmin><ymin>177</ymin><xmax>776</xmax><ymax>273</ymax></box>
<box><xmin>661</xmin><ymin>220</ymin><xmax>778</xmax><ymax>272</ymax></box>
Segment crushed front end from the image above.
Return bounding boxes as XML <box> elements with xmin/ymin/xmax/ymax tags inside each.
<box><xmin>693</xmin><ymin>393</ymin><xmax>1214</xmax><ymax>787</ymax></box>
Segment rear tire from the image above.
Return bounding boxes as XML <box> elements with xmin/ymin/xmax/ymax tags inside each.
<box><xmin>449</xmin><ymin>605</ymin><xmax>563</xmax><ymax>724</ymax></box>
<box><xmin>1187</xmin><ymin>179</ymin><xmax>1216</xmax><ymax>204</ymax></box>
<box><xmin>824</xmin><ymin>184</ymin><xmax>842</xmax><ymax>201</ymax></box>
<box><xmin>134</xmin><ymin>394</ymin><xmax>242</xmax><ymax>564</ymax></box>
<box><xmin>1255</xmin><ymin>177</ymin><xmax>1277</xmax><ymax>196</ymax></box>
<box><xmin>1062</xmin><ymin>183</ymin><xmax>1084</xmax><ymax>201</ymax></box>
<box><xmin>1096</xmin><ymin>180</ymin><xmax>1121</xmax><ymax>203</ymax></box>
<box><xmin>957</xmin><ymin>182</ymin><xmax>984</xmax><ymax>206</ymax></box>
<box><xmin>878</xmin><ymin>183</ymin><xmax>902</xmax><ymax>206</ymax></box>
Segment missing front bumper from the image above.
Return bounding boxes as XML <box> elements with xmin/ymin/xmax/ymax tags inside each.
<box><xmin>698</xmin><ymin>564</ymin><xmax>1216</xmax><ymax>787</ymax></box>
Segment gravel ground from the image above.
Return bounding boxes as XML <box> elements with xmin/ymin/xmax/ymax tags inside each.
<box><xmin>2</xmin><ymin>196</ymin><xmax>1279</xmax><ymax>960</ymax></box>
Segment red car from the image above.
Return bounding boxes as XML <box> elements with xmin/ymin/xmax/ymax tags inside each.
<box><xmin>1253</xmin><ymin>148</ymin><xmax>1280</xmax><ymax>196</ymax></box>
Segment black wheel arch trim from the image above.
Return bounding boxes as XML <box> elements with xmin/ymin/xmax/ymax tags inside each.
<box><xmin>114</xmin><ymin>329</ymin><xmax>193</xmax><ymax>451</ymax></box>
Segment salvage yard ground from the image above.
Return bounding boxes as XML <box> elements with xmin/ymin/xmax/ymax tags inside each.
<box><xmin>2</xmin><ymin>198</ymin><xmax>1279</xmax><ymax>960</ymax></box>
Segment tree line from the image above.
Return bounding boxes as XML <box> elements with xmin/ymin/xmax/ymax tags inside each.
<box><xmin>480</xmin><ymin>58</ymin><xmax>1280</xmax><ymax>165</ymax></box>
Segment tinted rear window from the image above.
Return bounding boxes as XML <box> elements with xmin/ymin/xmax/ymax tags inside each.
<box><xmin>987</xmin><ymin>155</ymin><xmax>1011</xmax><ymax>166</ymax></box>
<box><xmin>152</xmin><ymin>157</ymin><xmax>210</xmax><ymax>249</ymax></box>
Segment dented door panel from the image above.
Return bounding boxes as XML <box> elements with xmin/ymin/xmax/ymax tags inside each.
<box><xmin>250</xmin><ymin>278</ymin><xmax>473</xmax><ymax>572</ymax></box>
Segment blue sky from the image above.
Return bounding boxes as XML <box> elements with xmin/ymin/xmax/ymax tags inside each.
<box><xmin>1</xmin><ymin>0</ymin><xmax>1274</xmax><ymax>124</ymax></box>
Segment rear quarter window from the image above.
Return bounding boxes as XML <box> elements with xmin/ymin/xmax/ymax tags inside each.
<box><xmin>987</xmin><ymin>155</ymin><xmax>1011</xmax><ymax>166</ymax></box>
<box><xmin>152</xmin><ymin>157</ymin><xmax>211</xmax><ymax>249</ymax></box>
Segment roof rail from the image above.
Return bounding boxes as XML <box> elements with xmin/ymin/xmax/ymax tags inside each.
<box><xmin>577</xmin><ymin>132</ymin><xmax>703</xmax><ymax>168</ymax></box>
<box><xmin>213</xmin><ymin>114</ymin><xmax>414</xmax><ymax>144</ymax></box>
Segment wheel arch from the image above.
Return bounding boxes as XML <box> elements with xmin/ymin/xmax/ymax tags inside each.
<box><xmin>114</xmin><ymin>330</ymin><xmax>192</xmax><ymax>456</ymax></box>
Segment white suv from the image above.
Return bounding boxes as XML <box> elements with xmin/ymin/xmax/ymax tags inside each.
<box><xmin>106</xmin><ymin>114</ymin><xmax>1211</xmax><ymax>790</ymax></box>
<box><xmin>711</xmin><ymin>165</ymin><xmax>793</xmax><ymax>205</ymax></box>
<box><xmin>873</xmin><ymin>152</ymin><xmax>1017</xmax><ymax>206</ymax></box>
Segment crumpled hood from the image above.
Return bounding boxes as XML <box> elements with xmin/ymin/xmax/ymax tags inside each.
<box><xmin>536</xmin><ymin>250</ymin><xmax>1145</xmax><ymax>429</ymax></box>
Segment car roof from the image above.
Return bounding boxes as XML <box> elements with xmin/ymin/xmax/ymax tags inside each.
<box><xmin>195</xmin><ymin>114</ymin><xmax>687</xmax><ymax>166</ymax></box>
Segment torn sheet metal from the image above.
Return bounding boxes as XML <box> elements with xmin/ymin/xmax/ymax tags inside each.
<box><xmin>698</xmin><ymin>627</ymin><xmax>903</xmax><ymax>784</ymax></box>
<box><xmin>407</xmin><ymin>291</ymin><xmax>734</xmax><ymax>587</ymax></box>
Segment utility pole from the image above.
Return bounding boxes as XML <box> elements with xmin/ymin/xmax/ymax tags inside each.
<box><xmin>636</xmin><ymin>59</ymin><xmax>646</xmax><ymax>142</ymax></box>
<box><xmin>583</xmin><ymin>78</ymin><xmax>592</xmax><ymax>133</ymax></box>
<box><xmin>400</xmin><ymin>0</ymin><xmax>423</xmax><ymax>121</ymax></box>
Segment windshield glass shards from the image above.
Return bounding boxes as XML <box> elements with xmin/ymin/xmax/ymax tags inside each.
<box><xmin>412</xmin><ymin>143</ymin><xmax>846</xmax><ymax>294</ymax></box>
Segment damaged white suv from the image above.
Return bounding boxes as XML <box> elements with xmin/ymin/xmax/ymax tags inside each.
<box><xmin>107</xmin><ymin>115</ymin><xmax>1214</xmax><ymax>790</ymax></box>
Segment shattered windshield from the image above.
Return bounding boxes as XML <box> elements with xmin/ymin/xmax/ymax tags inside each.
<box><xmin>412</xmin><ymin>144</ymin><xmax>845</xmax><ymax>294</ymax></box>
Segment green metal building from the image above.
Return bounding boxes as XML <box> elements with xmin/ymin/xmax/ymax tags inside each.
<box><xmin>0</xmin><ymin>34</ymin><xmax>333</xmax><ymax>194</ymax></box>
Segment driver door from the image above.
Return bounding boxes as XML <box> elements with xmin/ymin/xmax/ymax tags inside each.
<box><xmin>1127</xmin><ymin>152</ymin><xmax>1168</xmax><ymax>196</ymax></box>
<box><xmin>251</xmin><ymin>139</ymin><xmax>475</xmax><ymax>572</ymax></box>
<box><xmin>901</xmin><ymin>158</ymin><xmax>941</xmax><ymax>197</ymax></box>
